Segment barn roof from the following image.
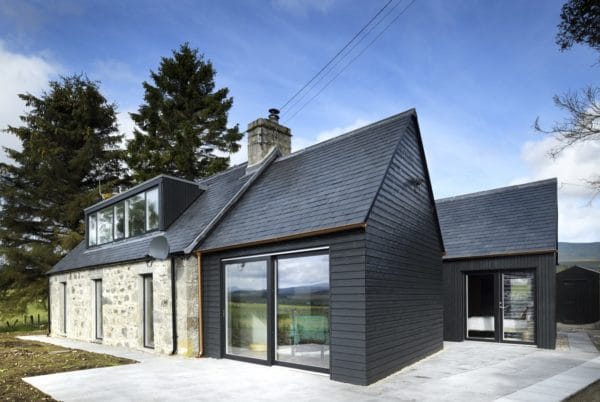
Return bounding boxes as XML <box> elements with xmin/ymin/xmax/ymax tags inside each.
<box><xmin>436</xmin><ymin>179</ymin><xmax>558</xmax><ymax>259</ymax></box>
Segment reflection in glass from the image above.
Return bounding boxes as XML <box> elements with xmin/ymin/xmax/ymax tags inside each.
<box><xmin>503</xmin><ymin>272</ymin><xmax>535</xmax><ymax>342</ymax></box>
<box><xmin>276</xmin><ymin>254</ymin><xmax>330</xmax><ymax>369</ymax></box>
<box><xmin>88</xmin><ymin>214</ymin><xmax>97</xmax><ymax>246</ymax></box>
<box><xmin>97</xmin><ymin>207</ymin><xmax>114</xmax><ymax>244</ymax></box>
<box><xmin>225</xmin><ymin>261</ymin><xmax>268</xmax><ymax>360</ymax></box>
<box><xmin>114</xmin><ymin>202</ymin><xmax>125</xmax><ymax>240</ymax></box>
<box><xmin>146</xmin><ymin>188</ymin><xmax>159</xmax><ymax>231</ymax></box>
<box><xmin>127</xmin><ymin>194</ymin><xmax>145</xmax><ymax>237</ymax></box>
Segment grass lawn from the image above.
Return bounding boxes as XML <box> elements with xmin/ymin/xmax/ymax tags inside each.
<box><xmin>0</xmin><ymin>331</ymin><xmax>136</xmax><ymax>402</ymax></box>
<box><xmin>1</xmin><ymin>302</ymin><xmax>48</xmax><ymax>333</ymax></box>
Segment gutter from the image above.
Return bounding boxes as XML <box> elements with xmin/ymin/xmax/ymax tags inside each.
<box><xmin>170</xmin><ymin>256</ymin><xmax>177</xmax><ymax>355</ymax></box>
<box><xmin>442</xmin><ymin>248</ymin><xmax>557</xmax><ymax>261</ymax></box>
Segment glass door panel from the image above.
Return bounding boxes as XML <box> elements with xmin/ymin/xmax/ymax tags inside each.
<box><xmin>502</xmin><ymin>272</ymin><xmax>535</xmax><ymax>343</ymax></box>
<box><xmin>225</xmin><ymin>260</ymin><xmax>268</xmax><ymax>360</ymax></box>
<box><xmin>466</xmin><ymin>274</ymin><xmax>496</xmax><ymax>339</ymax></box>
<box><xmin>275</xmin><ymin>254</ymin><xmax>330</xmax><ymax>369</ymax></box>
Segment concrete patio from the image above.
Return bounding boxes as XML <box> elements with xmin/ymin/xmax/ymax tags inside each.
<box><xmin>20</xmin><ymin>333</ymin><xmax>600</xmax><ymax>402</ymax></box>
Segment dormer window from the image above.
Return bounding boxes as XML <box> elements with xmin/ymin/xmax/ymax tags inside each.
<box><xmin>87</xmin><ymin>187</ymin><xmax>160</xmax><ymax>247</ymax></box>
<box><xmin>84</xmin><ymin>175</ymin><xmax>205</xmax><ymax>248</ymax></box>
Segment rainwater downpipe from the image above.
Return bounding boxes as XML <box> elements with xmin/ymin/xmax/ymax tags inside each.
<box><xmin>196</xmin><ymin>251</ymin><xmax>204</xmax><ymax>357</ymax></box>
<box><xmin>170</xmin><ymin>256</ymin><xmax>177</xmax><ymax>355</ymax></box>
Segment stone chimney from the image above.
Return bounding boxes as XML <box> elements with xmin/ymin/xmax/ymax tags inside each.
<box><xmin>247</xmin><ymin>108</ymin><xmax>291</xmax><ymax>167</ymax></box>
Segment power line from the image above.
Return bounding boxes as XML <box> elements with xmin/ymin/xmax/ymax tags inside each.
<box><xmin>279</xmin><ymin>0</ymin><xmax>394</xmax><ymax>111</ymax></box>
<box><xmin>282</xmin><ymin>0</ymin><xmax>407</xmax><ymax>118</ymax></box>
<box><xmin>283</xmin><ymin>0</ymin><xmax>417</xmax><ymax>124</ymax></box>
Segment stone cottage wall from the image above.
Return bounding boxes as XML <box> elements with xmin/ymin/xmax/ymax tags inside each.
<box><xmin>49</xmin><ymin>256</ymin><xmax>199</xmax><ymax>356</ymax></box>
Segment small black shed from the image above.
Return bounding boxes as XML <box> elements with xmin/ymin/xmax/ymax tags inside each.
<box><xmin>557</xmin><ymin>265</ymin><xmax>600</xmax><ymax>324</ymax></box>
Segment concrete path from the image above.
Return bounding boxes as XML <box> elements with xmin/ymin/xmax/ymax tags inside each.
<box><xmin>20</xmin><ymin>335</ymin><xmax>600</xmax><ymax>402</ymax></box>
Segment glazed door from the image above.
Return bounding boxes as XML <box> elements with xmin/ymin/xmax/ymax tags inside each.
<box><xmin>501</xmin><ymin>271</ymin><xmax>535</xmax><ymax>343</ymax></box>
<box><xmin>466</xmin><ymin>271</ymin><xmax>535</xmax><ymax>344</ymax></box>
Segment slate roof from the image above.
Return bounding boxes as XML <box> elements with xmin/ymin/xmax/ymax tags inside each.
<box><xmin>436</xmin><ymin>178</ymin><xmax>558</xmax><ymax>259</ymax></box>
<box><xmin>199</xmin><ymin>110</ymin><xmax>414</xmax><ymax>250</ymax></box>
<box><xmin>49</xmin><ymin>163</ymin><xmax>254</xmax><ymax>273</ymax></box>
<box><xmin>49</xmin><ymin>109</ymin><xmax>419</xmax><ymax>273</ymax></box>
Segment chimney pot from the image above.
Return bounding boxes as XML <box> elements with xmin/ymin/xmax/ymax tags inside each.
<box><xmin>268</xmin><ymin>108</ymin><xmax>280</xmax><ymax>122</ymax></box>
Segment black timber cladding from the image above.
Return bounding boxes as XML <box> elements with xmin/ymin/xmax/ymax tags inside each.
<box><xmin>556</xmin><ymin>266</ymin><xmax>600</xmax><ymax>324</ymax></box>
<box><xmin>443</xmin><ymin>253</ymin><xmax>557</xmax><ymax>349</ymax></box>
<box><xmin>436</xmin><ymin>179</ymin><xmax>558</xmax><ymax>258</ymax></box>
<box><xmin>364</xmin><ymin>115</ymin><xmax>444</xmax><ymax>383</ymax></box>
<box><xmin>201</xmin><ymin>230</ymin><xmax>369</xmax><ymax>385</ymax></box>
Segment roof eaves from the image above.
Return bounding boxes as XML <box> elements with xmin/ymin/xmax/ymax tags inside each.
<box><xmin>183</xmin><ymin>148</ymin><xmax>281</xmax><ymax>254</ymax></box>
<box><xmin>443</xmin><ymin>248</ymin><xmax>557</xmax><ymax>261</ymax></box>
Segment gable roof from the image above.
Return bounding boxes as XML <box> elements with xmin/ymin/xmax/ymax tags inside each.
<box><xmin>197</xmin><ymin>110</ymin><xmax>417</xmax><ymax>251</ymax></box>
<box><xmin>436</xmin><ymin>178</ymin><xmax>558</xmax><ymax>259</ymax></box>
<box><xmin>49</xmin><ymin>108</ymin><xmax>437</xmax><ymax>273</ymax></box>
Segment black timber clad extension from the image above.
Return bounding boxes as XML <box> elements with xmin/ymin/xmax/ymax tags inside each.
<box><xmin>443</xmin><ymin>253</ymin><xmax>557</xmax><ymax>348</ymax></box>
<box><xmin>556</xmin><ymin>266</ymin><xmax>600</xmax><ymax>324</ymax></box>
<box><xmin>364</xmin><ymin>115</ymin><xmax>443</xmax><ymax>383</ymax></box>
<box><xmin>201</xmin><ymin>230</ymin><xmax>369</xmax><ymax>385</ymax></box>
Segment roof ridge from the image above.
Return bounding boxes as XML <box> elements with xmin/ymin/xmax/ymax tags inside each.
<box><xmin>276</xmin><ymin>109</ymin><xmax>416</xmax><ymax>163</ymax></box>
<box><xmin>436</xmin><ymin>178</ymin><xmax>557</xmax><ymax>203</ymax></box>
<box><xmin>199</xmin><ymin>162</ymin><xmax>248</xmax><ymax>184</ymax></box>
<box><xmin>183</xmin><ymin>148</ymin><xmax>280</xmax><ymax>254</ymax></box>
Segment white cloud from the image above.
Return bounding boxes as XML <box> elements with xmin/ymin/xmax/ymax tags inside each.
<box><xmin>272</xmin><ymin>0</ymin><xmax>336</xmax><ymax>15</ymax></box>
<box><xmin>512</xmin><ymin>136</ymin><xmax>600</xmax><ymax>242</ymax></box>
<box><xmin>0</xmin><ymin>41</ymin><xmax>59</xmax><ymax>163</ymax></box>
<box><xmin>117</xmin><ymin>110</ymin><xmax>136</xmax><ymax>142</ymax></box>
<box><xmin>315</xmin><ymin>118</ymin><xmax>371</xmax><ymax>143</ymax></box>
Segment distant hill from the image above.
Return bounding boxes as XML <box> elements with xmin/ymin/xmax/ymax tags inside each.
<box><xmin>558</xmin><ymin>242</ymin><xmax>600</xmax><ymax>271</ymax></box>
<box><xmin>558</xmin><ymin>242</ymin><xmax>600</xmax><ymax>263</ymax></box>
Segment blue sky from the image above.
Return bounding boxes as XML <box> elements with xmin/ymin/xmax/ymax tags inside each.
<box><xmin>0</xmin><ymin>0</ymin><xmax>598</xmax><ymax>241</ymax></box>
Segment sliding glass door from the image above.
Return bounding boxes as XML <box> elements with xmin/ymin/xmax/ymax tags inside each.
<box><xmin>465</xmin><ymin>270</ymin><xmax>535</xmax><ymax>344</ymax></box>
<box><xmin>223</xmin><ymin>251</ymin><xmax>330</xmax><ymax>371</ymax></box>
<box><xmin>276</xmin><ymin>254</ymin><xmax>330</xmax><ymax>369</ymax></box>
<box><xmin>502</xmin><ymin>272</ymin><xmax>535</xmax><ymax>343</ymax></box>
<box><xmin>225</xmin><ymin>260</ymin><xmax>268</xmax><ymax>360</ymax></box>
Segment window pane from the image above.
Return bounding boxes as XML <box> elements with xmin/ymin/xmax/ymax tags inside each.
<box><xmin>146</xmin><ymin>188</ymin><xmax>159</xmax><ymax>231</ymax></box>
<box><xmin>143</xmin><ymin>275</ymin><xmax>154</xmax><ymax>348</ymax></box>
<box><xmin>225</xmin><ymin>261</ymin><xmax>268</xmax><ymax>360</ymax></box>
<box><xmin>503</xmin><ymin>272</ymin><xmax>535</xmax><ymax>343</ymax></box>
<box><xmin>88</xmin><ymin>214</ymin><xmax>97</xmax><ymax>246</ymax></box>
<box><xmin>97</xmin><ymin>207</ymin><xmax>114</xmax><ymax>244</ymax></box>
<box><xmin>276</xmin><ymin>254</ymin><xmax>330</xmax><ymax>369</ymax></box>
<box><xmin>127</xmin><ymin>194</ymin><xmax>145</xmax><ymax>237</ymax></box>
<box><xmin>114</xmin><ymin>202</ymin><xmax>125</xmax><ymax>240</ymax></box>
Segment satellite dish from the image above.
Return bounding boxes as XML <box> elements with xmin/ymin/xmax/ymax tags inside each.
<box><xmin>148</xmin><ymin>236</ymin><xmax>170</xmax><ymax>260</ymax></box>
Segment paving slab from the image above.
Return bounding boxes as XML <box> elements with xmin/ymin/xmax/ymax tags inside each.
<box><xmin>19</xmin><ymin>335</ymin><xmax>600</xmax><ymax>402</ymax></box>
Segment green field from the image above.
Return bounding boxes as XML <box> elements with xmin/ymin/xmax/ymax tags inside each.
<box><xmin>0</xmin><ymin>302</ymin><xmax>48</xmax><ymax>333</ymax></box>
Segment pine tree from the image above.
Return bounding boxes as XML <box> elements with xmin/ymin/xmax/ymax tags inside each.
<box><xmin>0</xmin><ymin>75</ymin><xmax>125</xmax><ymax>316</ymax></box>
<box><xmin>127</xmin><ymin>43</ymin><xmax>242</xmax><ymax>181</ymax></box>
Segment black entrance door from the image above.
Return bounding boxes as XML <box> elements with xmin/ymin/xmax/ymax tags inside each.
<box><xmin>466</xmin><ymin>271</ymin><xmax>536</xmax><ymax>344</ymax></box>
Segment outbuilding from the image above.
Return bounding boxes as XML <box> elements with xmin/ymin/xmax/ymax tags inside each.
<box><xmin>437</xmin><ymin>179</ymin><xmax>558</xmax><ymax>349</ymax></box>
<box><xmin>556</xmin><ymin>265</ymin><xmax>600</xmax><ymax>325</ymax></box>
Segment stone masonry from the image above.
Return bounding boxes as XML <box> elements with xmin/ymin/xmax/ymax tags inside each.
<box><xmin>49</xmin><ymin>256</ymin><xmax>199</xmax><ymax>356</ymax></box>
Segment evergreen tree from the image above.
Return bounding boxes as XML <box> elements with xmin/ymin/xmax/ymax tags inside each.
<box><xmin>0</xmin><ymin>75</ymin><xmax>124</xmax><ymax>316</ymax></box>
<box><xmin>127</xmin><ymin>43</ymin><xmax>242</xmax><ymax>181</ymax></box>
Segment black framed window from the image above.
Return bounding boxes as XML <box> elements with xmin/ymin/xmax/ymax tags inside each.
<box><xmin>87</xmin><ymin>187</ymin><xmax>160</xmax><ymax>247</ymax></box>
<box><xmin>223</xmin><ymin>250</ymin><xmax>330</xmax><ymax>372</ymax></box>
<box><xmin>143</xmin><ymin>275</ymin><xmax>154</xmax><ymax>348</ymax></box>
